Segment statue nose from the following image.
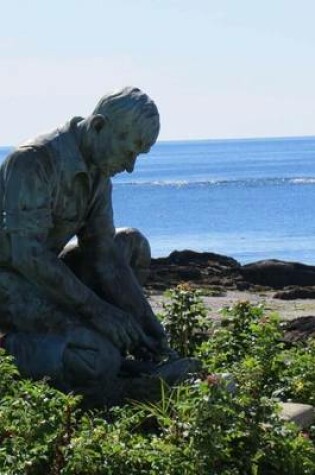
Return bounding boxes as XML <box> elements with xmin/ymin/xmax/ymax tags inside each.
<box><xmin>126</xmin><ymin>162</ymin><xmax>135</xmax><ymax>173</ymax></box>
<box><xmin>125</xmin><ymin>155</ymin><xmax>136</xmax><ymax>173</ymax></box>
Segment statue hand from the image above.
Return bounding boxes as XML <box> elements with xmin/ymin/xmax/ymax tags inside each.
<box><xmin>151</xmin><ymin>336</ymin><xmax>178</xmax><ymax>361</ymax></box>
<box><xmin>141</xmin><ymin>307</ymin><xmax>167</xmax><ymax>341</ymax></box>
<box><xmin>131</xmin><ymin>333</ymin><xmax>177</xmax><ymax>362</ymax></box>
<box><xmin>92</xmin><ymin>309</ymin><xmax>156</xmax><ymax>353</ymax></box>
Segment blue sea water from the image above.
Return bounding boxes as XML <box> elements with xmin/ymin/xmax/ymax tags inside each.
<box><xmin>1</xmin><ymin>136</ymin><xmax>315</xmax><ymax>264</ymax></box>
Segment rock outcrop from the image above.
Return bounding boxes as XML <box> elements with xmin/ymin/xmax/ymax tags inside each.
<box><xmin>282</xmin><ymin>316</ymin><xmax>315</xmax><ymax>343</ymax></box>
<box><xmin>146</xmin><ymin>250</ymin><xmax>242</xmax><ymax>291</ymax></box>
<box><xmin>146</xmin><ymin>250</ymin><xmax>315</xmax><ymax>343</ymax></box>
<box><xmin>241</xmin><ymin>259</ymin><xmax>315</xmax><ymax>289</ymax></box>
<box><xmin>147</xmin><ymin>251</ymin><xmax>315</xmax><ymax>295</ymax></box>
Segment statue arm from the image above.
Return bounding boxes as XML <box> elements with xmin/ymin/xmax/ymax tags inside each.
<box><xmin>83</xmin><ymin>235</ymin><xmax>166</xmax><ymax>341</ymax></box>
<box><xmin>2</xmin><ymin>150</ymin><xmax>147</xmax><ymax>351</ymax></box>
<box><xmin>78</xmin><ymin>179</ymin><xmax>168</xmax><ymax>352</ymax></box>
<box><xmin>9</xmin><ymin>234</ymin><xmax>150</xmax><ymax>350</ymax></box>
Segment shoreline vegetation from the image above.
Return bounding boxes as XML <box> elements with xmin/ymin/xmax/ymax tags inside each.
<box><xmin>1</xmin><ymin>249</ymin><xmax>315</xmax><ymax>473</ymax></box>
<box><xmin>1</xmin><ymin>292</ymin><xmax>315</xmax><ymax>473</ymax></box>
<box><xmin>147</xmin><ymin>249</ymin><xmax>315</xmax><ymax>341</ymax></box>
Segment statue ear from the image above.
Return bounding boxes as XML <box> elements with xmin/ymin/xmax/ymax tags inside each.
<box><xmin>90</xmin><ymin>114</ymin><xmax>109</xmax><ymax>133</ymax></box>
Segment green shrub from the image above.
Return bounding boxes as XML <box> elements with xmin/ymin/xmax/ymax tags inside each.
<box><xmin>161</xmin><ymin>284</ymin><xmax>212</xmax><ymax>357</ymax></box>
<box><xmin>274</xmin><ymin>340</ymin><xmax>315</xmax><ymax>406</ymax></box>
<box><xmin>0</xmin><ymin>291</ymin><xmax>315</xmax><ymax>474</ymax></box>
<box><xmin>0</xmin><ymin>351</ymin><xmax>80</xmax><ymax>474</ymax></box>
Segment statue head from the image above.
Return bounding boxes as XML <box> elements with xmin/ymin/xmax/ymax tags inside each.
<box><xmin>82</xmin><ymin>87</ymin><xmax>160</xmax><ymax>176</ymax></box>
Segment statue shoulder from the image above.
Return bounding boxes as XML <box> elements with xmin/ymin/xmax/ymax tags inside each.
<box><xmin>2</xmin><ymin>143</ymin><xmax>56</xmax><ymax>184</ymax></box>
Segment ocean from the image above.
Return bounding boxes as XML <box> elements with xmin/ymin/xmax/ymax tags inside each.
<box><xmin>1</xmin><ymin>136</ymin><xmax>315</xmax><ymax>264</ymax></box>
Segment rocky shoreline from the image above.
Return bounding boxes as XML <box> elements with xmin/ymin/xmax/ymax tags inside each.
<box><xmin>146</xmin><ymin>249</ymin><xmax>315</xmax><ymax>295</ymax></box>
<box><xmin>145</xmin><ymin>250</ymin><xmax>315</xmax><ymax>342</ymax></box>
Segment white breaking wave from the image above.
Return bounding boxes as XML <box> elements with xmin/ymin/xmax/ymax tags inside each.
<box><xmin>115</xmin><ymin>177</ymin><xmax>315</xmax><ymax>187</ymax></box>
<box><xmin>289</xmin><ymin>178</ymin><xmax>315</xmax><ymax>184</ymax></box>
<box><xmin>115</xmin><ymin>178</ymin><xmax>234</xmax><ymax>187</ymax></box>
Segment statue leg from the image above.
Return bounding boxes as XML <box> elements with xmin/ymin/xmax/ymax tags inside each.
<box><xmin>0</xmin><ymin>233</ymin><xmax>200</xmax><ymax>405</ymax></box>
<box><xmin>0</xmin><ymin>268</ymin><xmax>76</xmax><ymax>334</ymax></box>
<box><xmin>114</xmin><ymin>227</ymin><xmax>151</xmax><ymax>285</ymax></box>
<box><xmin>3</xmin><ymin>322</ymin><xmax>200</xmax><ymax>406</ymax></box>
<box><xmin>3</xmin><ymin>323</ymin><xmax>124</xmax><ymax>406</ymax></box>
<box><xmin>0</xmin><ymin>230</ymin><xmax>153</xmax><ymax>405</ymax></box>
<box><xmin>59</xmin><ymin>227</ymin><xmax>151</xmax><ymax>287</ymax></box>
<box><xmin>0</xmin><ymin>270</ymin><xmax>126</xmax><ymax>405</ymax></box>
<box><xmin>0</xmin><ymin>226</ymin><xmax>150</xmax><ymax>333</ymax></box>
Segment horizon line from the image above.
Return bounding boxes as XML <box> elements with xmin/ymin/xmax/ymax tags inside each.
<box><xmin>157</xmin><ymin>133</ymin><xmax>315</xmax><ymax>144</ymax></box>
<box><xmin>1</xmin><ymin>133</ymin><xmax>315</xmax><ymax>149</ymax></box>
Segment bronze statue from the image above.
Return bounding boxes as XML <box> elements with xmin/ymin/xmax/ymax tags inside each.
<box><xmin>0</xmin><ymin>87</ymin><xmax>198</xmax><ymax>405</ymax></box>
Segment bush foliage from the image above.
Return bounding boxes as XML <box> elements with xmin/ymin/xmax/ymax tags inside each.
<box><xmin>0</xmin><ymin>286</ymin><xmax>314</xmax><ymax>474</ymax></box>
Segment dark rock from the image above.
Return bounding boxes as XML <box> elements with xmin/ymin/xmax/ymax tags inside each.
<box><xmin>146</xmin><ymin>251</ymin><xmax>315</xmax><ymax>292</ymax></box>
<box><xmin>274</xmin><ymin>287</ymin><xmax>315</xmax><ymax>300</ymax></box>
<box><xmin>207</xmin><ymin>277</ymin><xmax>224</xmax><ymax>285</ymax></box>
<box><xmin>282</xmin><ymin>316</ymin><xmax>315</xmax><ymax>343</ymax></box>
<box><xmin>241</xmin><ymin>259</ymin><xmax>315</xmax><ymax>289</ymax></box>
<box><xmin>166</xmin><ymin>250</ymin><xmax>240</xmax><ymax>268</ymax></box>
<box><xmin>146</xmin><ymin>249</ymin><xmax>243</xmax><ymax>291</ymax></box>
<box><xmin>176</xmin><ymin>267</ymin><xmax>202</xmax><ymax>280</ymax></box>
<box><xmin>236</xmin><ymin>281</ymin><xmax>251</xmax><ymax>291</ymax></box>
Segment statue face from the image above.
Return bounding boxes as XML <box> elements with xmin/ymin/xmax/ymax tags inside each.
<box><xmin>91</xmin><ymin>121</ymin><xmax>152</xmax><ymax>177</ymax></box>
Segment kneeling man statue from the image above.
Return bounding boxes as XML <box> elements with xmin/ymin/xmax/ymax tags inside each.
<box><xmin>0</xmin><ymin>87</ymin><xmax>197</xmax><ymax>405</ymax></box>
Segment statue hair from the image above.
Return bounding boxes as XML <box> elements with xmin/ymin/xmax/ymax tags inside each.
<box><xmin>93</xmin><ymin>87</ymin><xmax>160</xmax><ymax>147</ymax></box>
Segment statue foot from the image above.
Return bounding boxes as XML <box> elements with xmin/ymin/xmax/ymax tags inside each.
<box><xmin>150</xmin><ymin>357</ymin><xmax>201</xmax><ymax>386</ymax></box>
<box><xmin>121</xmin><ymin>356</ymin><xmax>201</xmax><ymax>380</ymax></box>
<box><xmin>111</xmin><ymin>357</ymin><xmax>202</xmax><ymax>405</ymax></box>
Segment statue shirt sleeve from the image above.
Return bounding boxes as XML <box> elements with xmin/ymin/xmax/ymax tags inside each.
<box><xmin>2</xmin><ymin>147</ymin><xmax>54</xmax><ymax>236</ymax></box>
<box><xmin>1</xmin><ymin>147</ymin><xmax>116</xmax><ymax>317</ymax></box>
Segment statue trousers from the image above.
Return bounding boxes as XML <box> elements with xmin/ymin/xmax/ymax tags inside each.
<box><xmin>0</xmin><ymin>228</ymin><xmax>151</xmax><ymax>404</ymax></box>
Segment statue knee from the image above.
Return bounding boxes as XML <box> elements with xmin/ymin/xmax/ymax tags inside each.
<box><xmin>4</xmin><ymin>331</ymin><xmax>67</xmax><ymax>385</ymax></box>
<box><xmin>114</xmin><ymin>227</ymin><xmax>151</xmax><ymax>285</ymax></box>
<box><xmin>59</xmin><ymin>242</ymin><xmax>83</xmax><ymax>277</ymax></box>
<box><xmin>4</xmin><ymin>329</ymin><xmax>122</xmax><ymax>398</ymax></box>
<box><xmin>62</xmin><ymin>327</ymin><xmax>121</xmax><ymax>392</ymax></box>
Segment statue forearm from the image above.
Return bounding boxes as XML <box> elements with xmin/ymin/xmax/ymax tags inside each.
<box><xmin>10</xmin><ymin>237</ymin><xmax>120</xmax><ymax>322</ymax></box>
<box><xmin>9</xmin><ymin>236</ymin><xmax>160</xmax><ymax>352</ymax></box>
<box><xmin>93</xmin><ymin>248</ymin><xmax>166</xmax><ymax>342</ymax></box>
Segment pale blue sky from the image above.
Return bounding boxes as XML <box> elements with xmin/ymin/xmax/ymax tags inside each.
<box><xmin>1</xmin><ymin>0</ymin><xmax>315</xmax><ymax>144</ymax></box>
